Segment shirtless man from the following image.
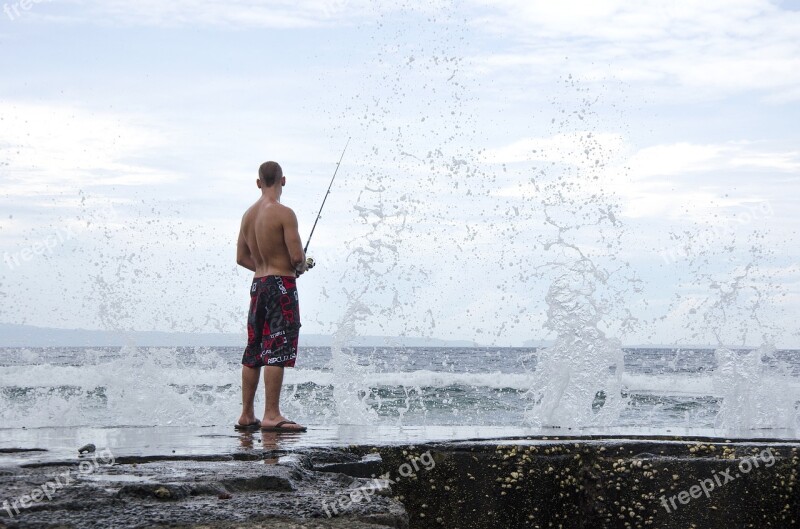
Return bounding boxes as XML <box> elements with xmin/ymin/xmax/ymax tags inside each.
<box><xmin>235</xmin><ymin>161</ymin><xmax>309</xmax><ymax>432</ymax></box>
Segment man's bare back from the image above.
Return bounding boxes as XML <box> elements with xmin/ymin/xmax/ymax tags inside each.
<box><xmin>236</xmin><ymin>161</ymin><xmax>306</xmax><ymax>277</ymax></box>
<box><xmin>238</xmin><ymin>199</ymin><xmax>305</xmax><ymax>277</ymax></box>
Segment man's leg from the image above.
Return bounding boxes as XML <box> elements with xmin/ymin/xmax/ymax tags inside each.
<box><xmin>263</xmin><ymin>366</ymin><xmax>284</xmax><ymax>419</ymax></box>
<box><xmin>238</xmin><ymin>366</ymin><xmax>261</xmax><ymax>426</ymax></box>
<box><xmin>262</xmin><ymin>366</ymin><xmax>305</xmax><ymax>430</ymax></box>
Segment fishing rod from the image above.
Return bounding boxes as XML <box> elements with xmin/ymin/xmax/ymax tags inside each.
<box><xmin>303</xmin><ymin>137</ymin><xmax>351</xmax><ymax>268</ymax></box>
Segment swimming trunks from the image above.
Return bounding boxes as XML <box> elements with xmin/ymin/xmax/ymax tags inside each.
<box><xmin>242</xmin><ymin>275</ymin><xmax>301</xmax><ymax>368</ymax></box>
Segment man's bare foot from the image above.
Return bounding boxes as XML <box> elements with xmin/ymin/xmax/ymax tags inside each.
<box><xmin>261</xmin><ymin>415</ymin><xmax>306</xmax><ymax>432</ymax></box>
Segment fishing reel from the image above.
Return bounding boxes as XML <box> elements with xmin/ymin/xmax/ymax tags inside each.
<box><xmin>295</xmin><ymin>257</ymin><xmax>315</xmax><ymax>278</ymax></box>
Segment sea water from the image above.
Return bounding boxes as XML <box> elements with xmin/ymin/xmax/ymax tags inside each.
<box><xmin>1</xmin><ymin>345</ymin><xmax>798</xmax><ymax>436</ymax></box>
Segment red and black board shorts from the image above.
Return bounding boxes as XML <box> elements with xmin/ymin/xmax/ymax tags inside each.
<box><xmin>242</xmin><ymin>275</ymin><xmax>301</xmax><ymax>368</ymax></box>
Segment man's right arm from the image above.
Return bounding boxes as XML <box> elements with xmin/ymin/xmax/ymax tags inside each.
<box><xmin>236</xmin><ymin>215</ymin><xmax>256</xmax><ymax>272</ymax></box>
<box><xmin>282</xmin><ymin>208</ymin><xmax>306</xmax><ymax>274</ymax></box>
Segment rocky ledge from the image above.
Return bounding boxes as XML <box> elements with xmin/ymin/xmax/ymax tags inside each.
<box><xmin>0</xmin><ymin>447</ymin><xmax>405</xmax><ymax>529</ymax></box>
<box><xmin>1</xmin><ymin>435</ymin><xmax>798</xmax><ymax>528</ymax></box>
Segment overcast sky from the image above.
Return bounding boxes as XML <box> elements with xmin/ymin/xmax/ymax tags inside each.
<box><xmin>1</xmin><ymin>0</ymin><xmax>798</xmax><ymax>347</ymax></box>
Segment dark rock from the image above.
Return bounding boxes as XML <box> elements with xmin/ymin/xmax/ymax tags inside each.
<box><xmin>218</xmin><ymin>474</ymin><xmax>295</xmax><ymax>492</ymax></box>
<box><xmin>0</xmin><ymin>448</ymin><xmax>408</xmax><ymax>529</ymax></box>
<box><xmin>371</xmin><ymin>438</ymin><xmax>800</xmax><ymax>529</ymax></box>
<box><xmin>315</xmin><ymin>453</ymin><xmax>383</xmax><ymax>478</ymax></box>
<box><xmin>117</xmin><ymin>483</ymin><xmax>193</xmax><ymax>501</ymax></box>
<box><xmin>77</xmin><ymin>444</ymin><xmax>95</xmax><ymax>455</ymax></box>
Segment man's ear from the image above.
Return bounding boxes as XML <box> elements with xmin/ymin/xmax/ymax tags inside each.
<box><xmin>257</xmin><ymin>179</ymin><xmax>262</xmax><ymax>189</ymax></box>
<box><xmin>281</xmin><ymin>176</ymin><xmax>286</xmax><ymax>187</ymax></box>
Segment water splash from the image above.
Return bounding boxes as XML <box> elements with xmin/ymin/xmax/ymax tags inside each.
<box><xmin>525</xmin><ymin>259</ymin><xmax>626</xmax><ymax>427</ymax></box>
<box><xmin>713</xmin><ymin>345</ymin><xmax>799</xmax><ymax>433</ymax></box>
<box><xmin>0</xmin><ymin>346</ymin><xmax>239</xmax><ymax>428</ymax></box>
<box><xmin>513</xmin><ymin>78</ymin><xmax>637</xmax><ymax>429</ymax></box>
<box><xmin>330</xmin><ymin>300</ymin><xmax>379</xmax><ymax>425</ymax></box>
<box><xmin>664</xmin><ymin>202</ymin><xmax>798</xmax><ymax>433</ymax></box>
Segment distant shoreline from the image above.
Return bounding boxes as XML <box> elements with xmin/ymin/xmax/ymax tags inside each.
<box><xmin>0</xmin><ymin>323</ymin><xmax>785</xmax><ymax>349</ymax></box>
<box><xmin>0</xmin><ymin>323</ymin><xmax>486</xmax><ymax>348</ymax></box>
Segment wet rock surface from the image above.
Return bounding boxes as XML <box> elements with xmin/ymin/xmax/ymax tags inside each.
<box><xmin>365</xmin><ymin>436</ymin><xmax>800</xmax><ymax>529</ymax></box>
<box><xmin>0</xmin><ymin>447</ymin><xmax>407</xmax><ymax>529</ymax></box>
<box><xmin>1</xmin><ymin>435</ymin><xmax>799</xmax><ymax>528</ymax></box>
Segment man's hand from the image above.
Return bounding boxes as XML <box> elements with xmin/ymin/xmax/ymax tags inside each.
<box><xmin>294</xmin><ymin>259</ymin><xmax>307</xmax><ymax>276</ymax></box>
<box><xmin>295</xmin><ymin>257</ymin><xmax>314</xmax><ymax>277</ymax></box>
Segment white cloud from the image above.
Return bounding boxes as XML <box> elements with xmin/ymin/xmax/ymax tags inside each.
<box><xmin>485</xmin><ymin>133</ymin><xmax>800</xmax><ymax>180</ymax></box>
<box><xmin>627</xmin><ymin>141</ymin><xmax>800</xmax><ymax>177</ymax></box>
<box><xmin>0</xmin><ymin>102</ymin><xmax>183</xmax><ymax>196</ymax></box>
<box><xmin>484</xmin><ymin>133</ymin><xmax>798</xmax><ymax>224</ymax></box>
<box><xmin>471</xmin><ymin>0</ymin><xmax>773</xmax><ymax>41</ymax></box>
<box><xmin>468</xmin><ymin>0</ymin><xmax>800</xmax><ymax>100</ymax></box>
<box><xmin>481</xmin><ymin>131</ymin><xmax>626</xmax><ymax>165</ymax></box>
<box><xmin>26</xmin><ymin>1</ymin><xmax>800</xmax><ymax>100</ymax></box>
<box><xmin>626</xmin><ymin>143</ymin><xmax>725</xmax><ymax>178</ymax></box>
<box><xmin>48</xmin><ymin>0</ymin><xmax>419</xmax><ymax>28</ymax></box>
<box><xmin>35</xmin><ymin>0</ymin><xmax>463</xmax><ymax>28</ymax></box>
<box><xmin>615</xmin><ymin>141</ymin><xmax>799</xmax><ymax>220</ymax></box>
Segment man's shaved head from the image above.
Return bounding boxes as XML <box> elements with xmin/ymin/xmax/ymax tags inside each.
<box><xmin>259</xmin><ymin>161</ymin><xmax>283</xmax><ymax>187</ymax></box>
